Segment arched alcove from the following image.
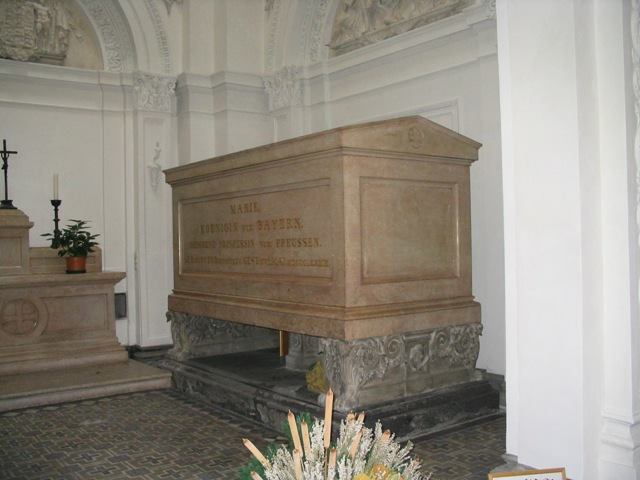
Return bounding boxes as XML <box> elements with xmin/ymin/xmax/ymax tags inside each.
<box><xmin>265</xmin><ymin>0</ymin><xmax>337</xmax><ymax>73</ymax></box>
<box><xmin>73</xmin><ymin>0</ymin><xmax>137</xmax><ymax>72</ymax></box>
<box><xmin>0</xmin><ymin>0</ymin><xmax>174</xmax><ymax>75</ymax></box>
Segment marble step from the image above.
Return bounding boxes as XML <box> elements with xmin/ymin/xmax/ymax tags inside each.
<box><xmin>0</xmin><ymin>360</ymin><xmax>172</xmax><ymax>412</ymax></box>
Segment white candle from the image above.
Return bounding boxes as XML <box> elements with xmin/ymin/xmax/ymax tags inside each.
<box><xmin>53</xmin><ymin>173</ymin><xmax>59</xmax><ymax>199</ymax></box>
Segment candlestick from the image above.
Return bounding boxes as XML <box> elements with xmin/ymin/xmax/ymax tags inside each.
<box><xmin>51</xmin><ymin>199</ymin><xmax>62</xmax><ymax>239</ymax></box>
<box><xmin>53</xmin><ymin>173</ymin><xmax>59</xmax><ymax>200</ymax></box>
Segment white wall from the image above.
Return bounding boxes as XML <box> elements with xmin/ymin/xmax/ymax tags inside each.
<box><xmin>0</xmin><ymin>62</ymin><xmax>132</xmax><ymax>339</ymax></box>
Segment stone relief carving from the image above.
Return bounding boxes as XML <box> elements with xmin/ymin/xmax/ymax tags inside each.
<box><xmin>1</xmin><ymin>299</ymin><xmax>39</xmax><ymax>336</ymax></box>
<box><xmin>484</xmin><ymin>0</ymin><xmax>496</xmax><ymax>20</ymax></box>
<box><xmin>263</xmin><ymin>65</ymin><xmax>304</xmax><ymax>111</ymax></box>
<box><xmin>147</xmin><ymin>141</ymin><xmax>163</xmax><ymax>191</ymax></box>
<box><xmin>167</xmin><ymin>311</ymin><xmax>278</xmax><ymax>361</ymax></box>
<box><xmin>321</xmin><ymin>323</ymin><xmax>482</xmax><ymax>409</ymax></box>
<box><xmin>144</xmin><ymin>0</ymin><xmax>172</xmax><ymax>73</ymax></box>
<box><xmin>407</xmin><ymin>323</ymin><xmax>482</xmax><ymax>372</ymax></box>
<box><xmin>306</xmin><ymin>0</ymin><xmax>331</xmax><ymax>65</ymax></box>
<box><xmin>322</xmin><ymin>334</ymin><xmax>404</xmax><ymax>409</ymax></box>
<box><xmin>264</xmin><ymin>0</ymin><xmax>281</xmax><ymax>73</ymax></box>
<box><xmin>161</xmin><ymin>0</ymin><xmax>182</xmax><ymax>14</ymax></box>
<box><xmin>133</xmin><ymin>72</ymin><xmax>176</xmax><ymax>113</ymax></box>
<box><xmin>0</xmin><ymin>0</ymin><xmax>86</xmax><ymax>66</ymax></box>
<box><xmin>0</xmin><ymin>297</ymin><xmax>47</xmax><ymax>337</ymax></box>
<box><xmin>329</xmin><ymin>0</ymin><xmax>472</xmax><ymax>56</ymax></box>
<box><xmin>77</xmin><ymin>0</ymin><xmax>135</xmax><ymax>72</ymax></box>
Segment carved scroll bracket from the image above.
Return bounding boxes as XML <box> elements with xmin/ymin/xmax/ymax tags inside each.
<box><xmin>321</xmin><ymin>323</ymin><xmax>483</xmax><ymax>410</ymax></box>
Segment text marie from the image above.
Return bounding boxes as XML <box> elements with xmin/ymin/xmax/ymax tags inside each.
<box><xmin>230</xmin><ymin>201</ymin><xmax>260</xmax><ymax>215</ymax></box>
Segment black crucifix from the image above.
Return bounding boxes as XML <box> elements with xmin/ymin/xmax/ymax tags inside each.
<box><xmin>1</xmin><ymin>139</ymin><xmax>18</xmax><ymax>209</ymax></box>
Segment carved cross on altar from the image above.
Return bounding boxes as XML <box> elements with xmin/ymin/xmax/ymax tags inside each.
<box><xmin>1</xmin><ymin>139</ymin><xmax>18</xmax><ymax>209</ymax></box>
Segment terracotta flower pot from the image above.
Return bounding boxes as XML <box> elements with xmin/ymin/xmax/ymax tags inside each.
<box><xmin>65</xmin><ymin>256</ymin><xmax>87</xmax><ymax>274</ymax></box>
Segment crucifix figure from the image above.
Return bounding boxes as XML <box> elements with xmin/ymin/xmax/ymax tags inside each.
<box><xmin>1</xmin><ymin>139</ymin><xmax>18</xmax><ymax>209</ymax></box>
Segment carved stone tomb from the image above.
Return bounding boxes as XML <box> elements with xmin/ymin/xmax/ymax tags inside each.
<box><xmin>163</xmin><ymin>116</ymin><xmax>498</xmax><ymax>434</ymax></box>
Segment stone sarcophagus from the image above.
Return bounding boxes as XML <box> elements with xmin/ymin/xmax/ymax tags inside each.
<box><xmin>165</xmin><ymin>116</ymin><xmax>481</xmax><ymax>341</ymax></box>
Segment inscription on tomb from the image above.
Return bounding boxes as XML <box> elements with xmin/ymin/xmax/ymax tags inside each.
<box><xmin>179</xmin><ymin>184</ymin><xmax>332</xmax><ymax>279</ymax></box>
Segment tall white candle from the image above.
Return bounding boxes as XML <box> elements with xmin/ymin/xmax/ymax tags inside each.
<box><xmin>53</xmin><ymin>174</ymin><xmax>59</xmax><ymax>199</ymax></box>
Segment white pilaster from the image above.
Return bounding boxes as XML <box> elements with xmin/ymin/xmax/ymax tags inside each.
<box><xmin>497</xmin><ymin>0</ymin><xmax>640</xmax><ymax>478</ymax></box>
<box><xmin>132</xmin><ymin>71</ymin><xmax>177</xmax><ymax>346</ymax></box>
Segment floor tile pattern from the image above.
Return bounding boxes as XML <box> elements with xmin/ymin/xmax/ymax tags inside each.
<box><xmin>413</xmin><ymin>417</ymin><xmax>506</xmax><ymax>480</ymax></box>
<box><xmin>0</xmin><ymin>390</ymin><xmax>504</xmax><ymax>480</ymax></box>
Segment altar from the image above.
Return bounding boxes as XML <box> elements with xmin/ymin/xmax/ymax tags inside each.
<box><xmin>162</xmin><ymin>116</ymin><xmax>499</xmax><ymax>437</ymax></box>
<box><xmin>0</xmin><ymin>142</ymin><xmax>171</xmax><ymax>412</ymax></box>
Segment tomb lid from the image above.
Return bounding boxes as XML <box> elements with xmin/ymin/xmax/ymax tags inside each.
<box><xmin>0</xmin><ymin>208</ymin><xmax>34</xmax><ymax>229</ymax></box>
<box><xmin>164</xmin><ymin>116</ymin><xmax>481</xmax><ymax>185</ymax></box>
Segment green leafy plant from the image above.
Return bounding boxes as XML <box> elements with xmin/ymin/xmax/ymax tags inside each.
<box><xmin>42</xmin><ymin>219</ymin><xmax>99</xmax><ymax>257</ymax></box>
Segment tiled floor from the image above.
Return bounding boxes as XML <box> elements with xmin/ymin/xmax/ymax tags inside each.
<box><xmin>0</xmin><ymin>390</ymin><xmax>505</xmax><ymax>480</ymax></box>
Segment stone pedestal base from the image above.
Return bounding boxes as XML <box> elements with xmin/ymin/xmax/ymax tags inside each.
<box><xmin>160</xmin><ymin>348</ymin><xmax>499</xmax><ymax>440</ymax></box>
<box><xmin>161</xmin><ymin>316</ymin><xmax>497</xmax><ymax>438</ymax></box>
<box><xmin>167</xmin><ymin>311</ymin><xmax>279</xmax><ymax>361</ymax></box>
<box><xmin>0</xmin><ymin>272</ymin><xmax>128</xmax><ymax>375</ymax></box>
<box><xmin>285</xmin><ymin>333</ymin><xmax>321</xmax><ymax>371</ymax></box>
<box><xmin>322</xmin><ymin>323</ymin><xmax>483</xmax><ymax>411</ymax></box>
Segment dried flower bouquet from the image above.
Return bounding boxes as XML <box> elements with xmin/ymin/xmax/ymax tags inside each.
<box><xmin>242</xmin><ymin>389</ymin><xmax>431</xmax><ymax>480</ymax></box>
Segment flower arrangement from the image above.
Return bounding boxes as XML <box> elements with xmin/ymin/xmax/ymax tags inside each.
<box><xmin>241</xmin><ymin>390</ymin><xmax>431</xmax><ymax>480</ymax></box>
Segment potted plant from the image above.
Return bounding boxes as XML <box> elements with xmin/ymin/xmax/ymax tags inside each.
<box><xmin>42</xmin><ymin>219</ymin><xmax>100</xmax><ymax>274</ymax></box>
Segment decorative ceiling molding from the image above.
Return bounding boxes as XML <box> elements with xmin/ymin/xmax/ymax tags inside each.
<box><xmin>77</xmin><ymin>0</ymin><xmax>136</xmax><ymax>72</ymax></box>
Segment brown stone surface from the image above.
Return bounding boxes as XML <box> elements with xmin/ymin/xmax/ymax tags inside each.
<box><xmin>165</xmin><ymin>116</ymin><xmax>481</xmax><ymax>340</ymax></box>
<box><xmin>29</xmin><ymin>246</ymin><xmax>102</xmax><ymax>274</ymax></box>
<box><xmin>0</xmin><ymin>272</ymin><xmax>127</xmax><ymax>375</ymax></box>
<box><xmin>0</xmin><ymin>208</ymin><xmax>33</xmax><ymax>276</ymax></box>
<box><xmin>0</xmin><ymin>360</ymin><xmax>171</xmax><ymax>412</ymax></box>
